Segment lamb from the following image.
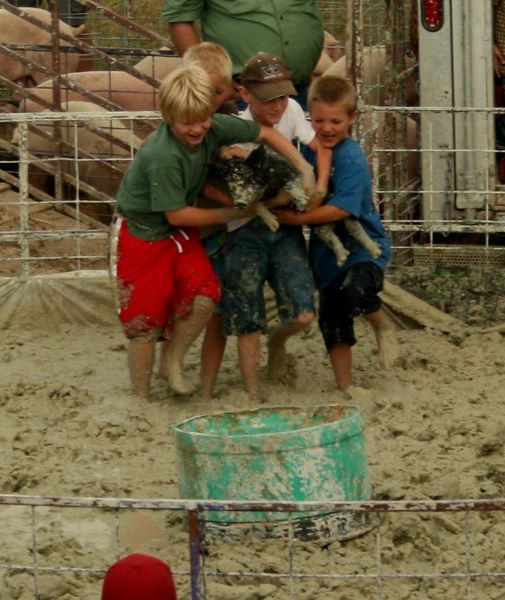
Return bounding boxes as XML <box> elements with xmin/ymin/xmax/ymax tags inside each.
<box><xmin>208</xmin><ymin>145</ymin><xmax>382</xmax><ymax>267</ymax></box>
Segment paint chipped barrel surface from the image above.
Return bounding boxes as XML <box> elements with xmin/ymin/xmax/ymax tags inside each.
<box><xmin>174</xmin><ymin>404</ymin><xmax>371</xmax><ymax>524</ymax></box>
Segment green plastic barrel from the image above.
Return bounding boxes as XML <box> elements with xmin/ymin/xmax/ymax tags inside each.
<box><xmin>174</xmin><ymin>404</ymin><xmax>371</xmax><ymax>528</ymax></box>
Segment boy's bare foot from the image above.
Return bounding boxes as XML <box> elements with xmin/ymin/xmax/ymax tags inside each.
<box><xmin>129</xmin><ymin>387</ymin><xmax>150</xmax><ymax>401</ymax></box>
<box><xmin>375</xmin><ymin>322</ymin><xmax>399</xmax><ymax>369</ymax></box>
<box><xmin>247</xmin><ymin>388</ymin><xmax>268</xmax><ymax>404</ymax></box>
<box><xmin>165</xmin><ymin>362</ymin><xmax>196</xmax><ymax>396</ymax></box>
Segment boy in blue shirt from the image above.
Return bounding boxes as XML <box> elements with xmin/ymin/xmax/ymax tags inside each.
<box><xmin>276</xmin><ymin>75</ymin><xmax>399</xmax><ymax>392</ymax></box>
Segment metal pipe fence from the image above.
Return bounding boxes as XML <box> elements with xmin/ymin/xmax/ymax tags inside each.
<box><xmin>1</xmin><ymin>494</ymin><xmax>505</xmax><ymax>599</ymax></box>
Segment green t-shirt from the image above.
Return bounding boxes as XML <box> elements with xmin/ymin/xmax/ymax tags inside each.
<box><xmin>116</xmin><ymin>114</ymin><xmax>260</xmax><ymax>240</ymax></box>
<box><xmin>161</xmin><ymin>0</ymin><xmax>323</xmax><ymax>86</ymax></box>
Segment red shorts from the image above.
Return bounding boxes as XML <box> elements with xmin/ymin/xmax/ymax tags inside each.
<box><xmin>116</xmin><ymin>220</ymin><xmax>220</xmax><ymax>338</ymax></box>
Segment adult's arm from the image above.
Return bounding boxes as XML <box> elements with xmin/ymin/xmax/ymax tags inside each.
<box><xmin>168</xmin><ymin>22</ymin><xmax>201</xmax><ymax>55</ymax></box>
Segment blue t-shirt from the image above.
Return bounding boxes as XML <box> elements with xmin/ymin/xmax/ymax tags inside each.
<box><xmin>304</xmin><ymin>137</ymin><xmax>391</xmax><ymax>290</ymax></box>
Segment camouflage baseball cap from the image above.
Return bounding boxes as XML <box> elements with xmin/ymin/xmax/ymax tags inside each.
<box><xmin>240</xmin><ymin>52</ymin><xmax>297</xmax><ymax>101</ymax></box>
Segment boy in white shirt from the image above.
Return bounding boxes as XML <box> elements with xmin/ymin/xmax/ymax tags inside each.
<box><xmin>219</xmin><ymin>52</ymin><xmax>331</xmax><ymax>400</ymax></box>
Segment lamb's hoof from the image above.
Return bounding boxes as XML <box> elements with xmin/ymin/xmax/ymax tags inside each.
<box><xmin>336</xmin><ymin>250</ymin><xmax>350</xmax><ymax>267</ymax></box>
<box><xmin>265</xmin><ymin>217</ymin><xmax>279</xmax><ymax>232</ymax></box>
<box><xmin>369</xmin><ymin>245</ymin><xmax>382</xmax><ymax>259</ymax></box>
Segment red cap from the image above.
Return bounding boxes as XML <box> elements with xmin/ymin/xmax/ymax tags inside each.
<box><xmin>101</xmin><ymin>553</ymin><xmax>177</xmax><ymax>600</ymax></box>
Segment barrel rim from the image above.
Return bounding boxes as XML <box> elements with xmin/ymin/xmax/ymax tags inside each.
<box><xmin>173</xmin><ymin>403</ymin><xmax>363</xmax><ymax>440</ymax></box>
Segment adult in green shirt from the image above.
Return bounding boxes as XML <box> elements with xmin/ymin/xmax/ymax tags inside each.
<box><xmin>161</xmin><ymin>0</ymin><xmax>324</xmax><ymax>109</ymax></box>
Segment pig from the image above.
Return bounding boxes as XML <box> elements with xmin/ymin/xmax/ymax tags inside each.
<box><xmin>311</xmin><ymin>32</ymin><xmax>343</xmax><ymax>82</ymax></box>
<box><xmin>133</xmin><ymin>47</ymin><xmax>182</xmax><ymax>81</ymax></box>
<box><xmin>0</xmin><ymin>7</ymin><xmax>85</xmax><ymax>86</ymax></box>
<box><xmin>22</xmin><ymin>71</ymin><xmax>161</xmax><ymax>138</ymax></box>
<box><xmin>324</xmin><ymin>46</ymin><xmax>418</xmax><ymax>106</ymax></box>
<box><xmin>311</xmin><ymin>51</ymin><xmax>335</xmax><ymax>82</ymax></box>
<box><xmin>323</xmin><ymin>30</ymin><xmax>344</xmax><ymax>62</ymax></box>
<box><xmin>12</xmin><ymin>100</ymin><xmax>142</xmax><ymax>222</ymax></box>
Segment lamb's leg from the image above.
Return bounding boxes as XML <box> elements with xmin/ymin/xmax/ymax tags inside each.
<box><xmin>315</xmin><ymin>224</ymin><xmax>349</xmax><ymax>267</ymax></box>
<box><xmin>252</xmin><ymin>202</ymin><xmax>279</xmax><ymax>232</ymax></box>
<box><xmin>344</xmin><ymin>219</ymin><xmax>382</xmax><ymax>258</ymax></box>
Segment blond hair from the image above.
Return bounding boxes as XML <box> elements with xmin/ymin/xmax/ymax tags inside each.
<box><xmin>308</xmin><ymin>75</ymin><xmax>357</xmax><ymax>114</ymax></box>
<box><xmin>183</xmin><ymin>42</ymin><xmax>233</xmax><ymax>82</ymax></box>
<box><xmin>158</xmin><ymin>64</ymin><xmax>215</xmax><ymax>123</ymax></box>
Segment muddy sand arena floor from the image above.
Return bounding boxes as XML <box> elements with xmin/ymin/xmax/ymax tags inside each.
<box><xmin>1</xmin><ymin>268</ymin><xmax>505</xmax><ymax>599</ymax></box>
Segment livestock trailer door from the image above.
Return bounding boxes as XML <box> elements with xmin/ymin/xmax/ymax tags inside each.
<box><xmin>418</xmin><ymin>0</ymin><xmax>494</xmax><ymax>221</ymax></box>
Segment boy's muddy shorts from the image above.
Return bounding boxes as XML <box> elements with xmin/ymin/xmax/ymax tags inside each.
<box><xmin>318</xmin><ymin>262</ymin><xmax>384</xmax><ymax>349</ymax></box>
<box><xmin>222</xmin><ymin>220</ymin><xmax>315</xmax><ymax>335</ymax></box>
<box><xmin>116</xmin><ymin>220</ymin><xmax>220</xmax><ymax>339</ymax></box>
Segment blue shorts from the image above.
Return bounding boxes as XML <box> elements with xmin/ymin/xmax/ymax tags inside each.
<box><xmin>318</xmin><ymin>262</ymin><xmax>384</xmax><ymax>349</ymax></box>
<box><xmin>223</xmin><ymin>219</ymin><xmax>315</xmax><ymax>335</ymax></box>
<box><xmin>202</xmin><ymin>230</ymin><xmax>228</xmax><ymax>315</ymax></box>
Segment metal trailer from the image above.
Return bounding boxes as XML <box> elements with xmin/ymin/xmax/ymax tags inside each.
<box><xmin>417</xmin><ymin>0</ymin><xmax>496</xmax><ymax>222</ymax></box>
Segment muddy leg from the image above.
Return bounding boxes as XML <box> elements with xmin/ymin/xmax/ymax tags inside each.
<box><xmin>160</xmin><ymin>295</ymin><xmax>214</xmax><ymax>395</ymax></box>
<box><xmin>328</xmin><ymin>343</ymin><xmax>353</xmax><ymax>391</ymax></box>
<box><xmin>128</xmin><ymin>329</ymin><xmax>161</xmax><ymax>399</ymax></box>
<box><xmin>200</xmin><ymin>313</ymin><xmax>227</xmax><ymax>400</ymax></box>
<box><xmin>237</xmin><ymin>331</ymin><xmax>262</xmax><ymax>400</ymax></box>
<box><xmin>364</xmin><ymin>309</ymin><xmax>399</xmax><ymax>369</ymax></box>
<box><xmin>267</xmin><ymin>313</ymin><xmax>314</xmax><ymax>382</ymax></box>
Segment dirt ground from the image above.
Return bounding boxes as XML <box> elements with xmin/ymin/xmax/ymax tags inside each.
<box><xmin>1</xmin><ymin>265</ymin><xmax>505</xmax><ymax>599</ymax></box>
<box><xmin>2</xmin><ymin>156</ymin><xmax>505</xmax><ymax>599</ymax></box>
<box><xmin>388</xmin><ymin>265</ymin><xmax>505</xmax><ymax>327</ymax></box>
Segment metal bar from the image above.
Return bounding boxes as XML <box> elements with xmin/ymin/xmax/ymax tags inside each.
<box><xmin>1</xmin><ymin>562</ymin><xmax>505</xmax><ymax>584</ymax></box>
<box><xmin>0</xmin><ymin>75</ymin><xmax>60</xmax><ymax>111</ymax></box>
<box><xmin>188</xmin><ymin>510</ymin><xmax>202</xmax><ymax>600</ymax></box>
<box><xmin>20</xmin><ymin>121</ymin><xmax>129</xmax><ymax>176</ymax></box>
<box><xmin>0</xmin><ymin>168</ymin><xmax>55</xmax><ymax>205</ymax></box>
<box><xmin>78</xmin><ymin>0</ymin><xmax>171</xmax><ymax>48</ymax></box>
<box><xmin>0</xmin><ymin>137</ymin><xmax>117</xmax><ymax>203</ymax></box>
<box><xmin>385</xmin><ymin>222</ymin><xmax>505</xmax><ymax>233</ymax></box>
<box><xmin>17</xmin><ymin>122</ymin><xmax>31</xmax><ymax>279</ymax></box>
<box><xmin>0</xmin><ymin>110</ymin><xmax>160</xmax><ymax>122</ymax></box>
<box><xmin>0</xmin><ymin>44</ymin><xmax>54</xmax><ymax>81</ymax></box>
<box><xmin>0</xmin><ymin>0</ymin><xmax>161</xmax><ymax>89</ymax></box>
<box><xmin>1</xmin><ymin>43</ymin><xmax>177</xmax><ymax>58</ymax></box>
<box><xmin>0</xmin><ymin>231</ymin><xmax>107</xmax><ymax>242</ymax></box>
<box><xmin>30</xmin><ymin>506</ymin><xmax>40</xmax><ymax>600</ymax></box>
<box><xmin>1</xmin><ymin>494</ymin><xmax>505</xmax><ymax>513</ymax></box>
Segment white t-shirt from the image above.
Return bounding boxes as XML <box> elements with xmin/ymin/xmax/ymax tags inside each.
<box><xmin>228</xmin><ymin>99</ymin><xmax>315</xmax><ymax>231</ymax></box>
